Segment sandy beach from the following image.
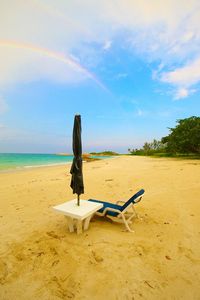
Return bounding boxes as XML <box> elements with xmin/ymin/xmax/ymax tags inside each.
<box><xmin>0</xmin><ymin>155</ymin><xmax>200</xmax><ymax>299</ymax></box>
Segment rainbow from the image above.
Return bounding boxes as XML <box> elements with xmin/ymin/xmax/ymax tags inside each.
<box><xmin>0</xmin><ymin>40</ymin><xmax>107</xmax><ymax>91</ymax></box>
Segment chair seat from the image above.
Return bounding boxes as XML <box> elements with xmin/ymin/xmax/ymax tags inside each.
<box><xmin>88</xmin><ymin>189</ymin><xmax>145</xmax><ymax>232</ymax></box>
<box><xmin>88</xmin><ymin>199</ymin><xmax>122</xmax><ymax>217</ymax></box>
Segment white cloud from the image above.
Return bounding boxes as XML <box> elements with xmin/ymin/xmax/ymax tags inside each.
<box><xmin>173</xmin><ymin>87</ymin><xmax>196</xmax><ymax>100</ymax></box>
<box><xmin>174</xmin><ymin>88</ymin><xmax>189</xmax><ymax>100</ymax></box>
<box><xmin>161</xmin><ymin>57</ymin><xmax>200</xmax><ymax>87</ymax></box>
<box><xmin>135</xmin><ymin>108</ymin><xmax>149</xmax><ymax>117</ymax></box>
<box><xmin>0</xmin><ymin>0</ymin><xmax>107</xmax><ymax>88</ymax></box>
<box><xmin>0</xmin><ymin>0</ymin><xmax>200</xmax><ymax>97</ymax></box>
<box><xmin>102</xmin><ymin>40</ymin><xmax>112</xmax><ymax>50</ymax></box>
<box><xmin>0</xmin><ymin>46</ymin><xmax>90</xmax><ymax>87</ymax></box>
<box><xmin>160</xmin><ymin>57</ymin><xmax>200</xmax><ymax>98</ymax></box>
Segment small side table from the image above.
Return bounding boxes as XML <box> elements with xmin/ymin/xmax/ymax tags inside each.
<box><xmin>53</xmin><ymin>199</ymin><xmax>103</xmax><ymax>234</ymax></box>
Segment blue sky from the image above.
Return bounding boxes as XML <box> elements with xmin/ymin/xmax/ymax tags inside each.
<box><xmin>0</xmin><ymin>0</ymin><xmax>200</xmax><ymax>153</ymax></box>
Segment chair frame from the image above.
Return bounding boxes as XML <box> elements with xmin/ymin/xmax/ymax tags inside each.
<box><xmin>95</xmin><ymin>195</ymin><xmax>143</xmax><ymax>232</ymax></box>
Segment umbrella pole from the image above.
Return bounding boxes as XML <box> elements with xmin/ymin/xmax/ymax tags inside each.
<box><xmin>77</xmin><ymin>194</ymin><xmax>80</xmax><ymax>206</ymax></box>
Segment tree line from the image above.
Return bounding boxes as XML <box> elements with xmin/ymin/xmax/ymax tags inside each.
<box><xmin>128</xmin><ymin>116</ymin><xmax>200</xmax><ymax>156</ymax></box>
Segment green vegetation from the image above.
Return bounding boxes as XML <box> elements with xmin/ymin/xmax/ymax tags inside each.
<box><xmin>128</xmin><ymin>116</ymin><xmax>200</xmax><ymax>158</ymax></box>
<box><xmin>128</xmin><ymin>139</ymin><xmax>166</xmax><ymax>156</ymax></box>
<box><xmin>90</xmin><ymin>151</ymin><xmax>119</xmax><ymax>156</ymax></box>
<box><xmin>161</xmin><ymin>116</ymin><xmax>200</xmax><ymax>154</ymax></box>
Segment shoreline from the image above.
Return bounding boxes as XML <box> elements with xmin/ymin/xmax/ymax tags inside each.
<box><xmin>0</xmin><ymin>162</ymin><xmax>71</xmax><ymax>174</ymax></box>
<box><xmin>0</xmin><ymin>155</ymin><xmax>119</xmax><ymax>174</ymax></box>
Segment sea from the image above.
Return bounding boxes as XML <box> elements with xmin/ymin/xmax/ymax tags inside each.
<box><xmin>0</xmin><ymin>153</ymin><xmax>111</xmax><ymax>172</ymax></box>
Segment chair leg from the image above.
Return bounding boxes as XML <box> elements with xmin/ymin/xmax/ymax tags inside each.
<box><xmin>132</xmin><ymin>206</ymin><xmax>138</xmax><ymax>218</ymax></box>
<box><xmin>133</xmin><ymin>206</ymin><xmax>143</xmax><ymax>220</ymax></box>
<box><xmin>121</xmin><ymin>214</ymin><xmax>134</xmax><ymax>233</ymax></box>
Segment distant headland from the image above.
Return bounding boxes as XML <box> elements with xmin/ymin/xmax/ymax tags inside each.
<box><xmin>56</xmin><ymin>151</ymin><xmax>119</xmax><ymax>157</ymax></box>
<box><xmin>55</xmin><ymin>151</ymin><xmax>119</xmax><ymax>162</ymax></box>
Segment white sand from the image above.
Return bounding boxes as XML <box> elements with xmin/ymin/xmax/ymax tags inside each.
<box><xmin>0</xmin><ymin>156</ymin><xmax>200</xmax><ymax>299</ymax></box>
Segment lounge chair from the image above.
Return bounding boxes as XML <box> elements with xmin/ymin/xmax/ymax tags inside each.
<box><xmin>88</xmin><ymin>189</ymin><xmax>145</xmax><ymax>232</ymax></box>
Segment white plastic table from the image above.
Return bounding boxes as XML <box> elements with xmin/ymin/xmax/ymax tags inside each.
<box><xmin>53</xmin><ymin>199</ymin><xmax>103</xmax><ymax>234</ymax></box>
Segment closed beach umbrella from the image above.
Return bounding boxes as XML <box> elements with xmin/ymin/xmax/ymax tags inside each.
<box><xmin>70</xmin><ymin>115</ymin><xmax>84</xmax><ymax>206</ymax></box>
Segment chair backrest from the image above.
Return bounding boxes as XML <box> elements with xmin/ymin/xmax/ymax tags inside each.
<box><xmin>120</xmin><ymin>189</ymin><xmax>145</xmax><ymax>211</ymax></box>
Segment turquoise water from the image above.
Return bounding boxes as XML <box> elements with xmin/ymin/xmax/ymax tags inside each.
<box><xmin>0</xmin><ymin>153</ymin><xmax>111</xmax><ymax>171</ymax></box>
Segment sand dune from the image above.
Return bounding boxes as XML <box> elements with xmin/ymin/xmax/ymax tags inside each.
<box><xmin>0</xmin><ymin>156</ymin><xmax>200</xmax><ymax>299</ymax></box>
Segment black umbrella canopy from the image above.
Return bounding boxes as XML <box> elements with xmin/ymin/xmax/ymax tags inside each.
<box><xmin>70</xmin><ymin>115</ymin><xmax>84</xmax><ymax>205</ymax></box>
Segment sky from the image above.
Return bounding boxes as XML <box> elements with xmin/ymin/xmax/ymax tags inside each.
<box><xmin>0</xmin><ymin>0</ymin><xmax>200</xmax><ymax>153</ymax></box>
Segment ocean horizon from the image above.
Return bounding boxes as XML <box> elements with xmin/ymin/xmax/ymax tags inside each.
<box><xmin>0</xmin><ymin>153</ymin><xmax>111</xmax><ymax>172</ymax></box>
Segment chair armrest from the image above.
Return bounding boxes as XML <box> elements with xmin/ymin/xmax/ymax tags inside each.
<box><xmin>101</xmin><ymin>207</ymin><xmax>122</xmax><ymax>216</ymax></box>
<box><xmin>116</xmin><ymin>200</ymin><xmax>126</xmax><ymax>204</ymax></box>
<box><xmin>134</xmin><ymin>196</ymin><xmax>142</xmax><ymax>204</ymax></box>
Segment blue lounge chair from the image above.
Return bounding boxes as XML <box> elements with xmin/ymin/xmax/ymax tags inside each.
<box><xmin>88</xmin><ymin>189</ymin><xmax>145</xmax><ymax>232</ymax></box>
